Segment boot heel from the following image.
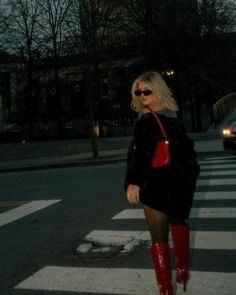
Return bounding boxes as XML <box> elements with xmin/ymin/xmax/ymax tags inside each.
<box><xmin>171</xmin><ymin>225</ymin><xmax>190</xmax><ymax>292</ymax></box>
<box><xmin>183</xmin><ymin>282</ymin><xmax>187</xmax><ymax>292</ymax></box>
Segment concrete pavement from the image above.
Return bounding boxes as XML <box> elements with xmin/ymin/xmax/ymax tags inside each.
<box><xmin>0</xmin><ymin>129</ymin><xmax>224</xmax><ymax>173</ymax></box>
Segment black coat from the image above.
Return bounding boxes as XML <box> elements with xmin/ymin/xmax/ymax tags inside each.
<box><xmin>124</xmin><ymin>112</ymin><xmax>200</xmax><ymax>219</ymax></box>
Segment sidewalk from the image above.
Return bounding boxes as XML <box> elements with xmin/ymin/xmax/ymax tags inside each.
<box><xmin>0</xmin><ymin>130</ymin><xmax>224</xmax><ymax>173</ymax></box>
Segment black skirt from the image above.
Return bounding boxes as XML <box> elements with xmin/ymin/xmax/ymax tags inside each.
<box><xmin>140</xmin><ymin>161</ymin><xmax>196</xmax><ymax>219</ymax></box>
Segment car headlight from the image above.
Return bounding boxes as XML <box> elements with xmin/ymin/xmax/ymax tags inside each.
<box><xmin>222</xmin><ymin>128</ymin><xmax>233</xmax><ymax>137</ymax></box>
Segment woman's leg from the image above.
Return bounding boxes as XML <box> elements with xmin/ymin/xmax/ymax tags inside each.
<box><xmin>169</xmin><ymin>216</ymin><xmax>190</xmax><ymax>292</ymax></box>
<box><xmin>143</xmin><ymin>205</ymin><xmax>173</xmax><ymax>295</ymax></box>
<box><xmin>143</xmin><ymin>205</ymin><xmax>169</xmax><ymax>243</ymax></box>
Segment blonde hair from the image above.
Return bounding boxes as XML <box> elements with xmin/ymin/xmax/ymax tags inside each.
<box><xmin>131</xmin><ymin>71</ymin><xmax>179</xmax><ymax>112</ymax></box>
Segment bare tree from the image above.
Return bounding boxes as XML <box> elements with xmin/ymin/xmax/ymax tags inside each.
<box><xmin>37</xmin><ymin>0</ymin><xmax>73</xmax><ymax>77</ymax></box>
<box><xmin>4</xmin><ymin>0</ymin><xmax>41</xmax><ymax>138</ymax></box>
<box><xmin>6</xmin><ymin>0</ymin><xmax>40</xmax><ymax>65</ymax></box>
<box><xmin>118</xmin><ymin>0</ymin><xmax>162</xmax><ymax>67</ymax></box>
<box><xmin>199</xmin><ymin>0</ymin><xmax>236</xmax><ymax>34</ymax></box>
<box><xmin>191</xmin><ymin>0</ymin><xmax>236</xmax><ymax>129</ymax></box>
<box><xmin>0</xmin><ymin>1</ymin><xmax>11</xmax><ymax>50</ymax></box>
<box><xmin>36</xmin><ymin>0</ymin><xmax>73</xmax><ymax>137</ymax></box>
<box><xmin>125</xmin><ymin>0</ymin><xmax>200</xmax><ymax>68</ymax></box>
<box><xmin>68</xmin><ymin>0</ymin><xmax>121</xmax><ymax>157</ymax></box>
<box><xmin>121</xmin><ymin>0</ymin><xmax>236</xmax><ymax>131</ymax></box>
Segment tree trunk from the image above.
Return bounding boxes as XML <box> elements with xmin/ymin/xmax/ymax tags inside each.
<box><xmin>86</xmin><ymin>78</ymin><xmax>99</xmax><ymax>158</ymax></box>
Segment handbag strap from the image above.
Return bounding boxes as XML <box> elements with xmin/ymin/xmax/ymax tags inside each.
<box><xmin>146</xmin><ymin>107</ymin><xmax>168</xmax><ymax>139</ymax></box>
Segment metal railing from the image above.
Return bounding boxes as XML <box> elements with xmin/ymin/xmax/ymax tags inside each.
<box><xmin>213</xmin><ymin>93</ymin><xmax>236</xmax><ymax>125</ymax></box>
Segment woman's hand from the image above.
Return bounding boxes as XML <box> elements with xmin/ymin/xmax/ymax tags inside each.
<box><xmin>127</xmin><ymin>184</ymin><xmax>140</xmax><ymax>204</ymax></box>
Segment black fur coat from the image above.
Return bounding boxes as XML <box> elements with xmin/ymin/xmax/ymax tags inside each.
<box><xmin>124</xmin><ymin>112</ymin><xmax>200</xmax><ymax>219</ymax></box>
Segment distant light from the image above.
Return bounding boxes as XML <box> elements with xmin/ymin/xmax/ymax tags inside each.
<box><xmin>222</xmin><ymin>128</ymin><xmax>233</xmax><ymax>136</ymax></box>
<box><xmin>163</xmin><ymin>69</ymin><xmax>175</xmax><ymax>76</ymax></box>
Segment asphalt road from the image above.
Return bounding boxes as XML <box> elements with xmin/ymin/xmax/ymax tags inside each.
<box><xmin>0</xmin><ymin>151</ymin><xmax>236</xmax><ymax>295</ymax></box>
<box><xmin>0</xmin><ymin>161</ymin><xmax>127</xmax><ymax>294</ymax></box>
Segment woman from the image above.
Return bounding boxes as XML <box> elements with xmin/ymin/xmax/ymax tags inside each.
<box><xmin>125</xmin><ymin>71</ymin><xmax>200</xmax><ymax>295</ymax></box>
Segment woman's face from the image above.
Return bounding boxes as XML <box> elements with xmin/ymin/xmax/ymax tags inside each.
<box><xmin>136</xmin><ymin>81</ymin><xmax>161</xmax><ymax>110</ymax></box>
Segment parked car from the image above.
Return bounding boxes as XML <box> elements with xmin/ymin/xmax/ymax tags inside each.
<box><xmin>222</xmin><ymin>120</ymin><xmax>236</xmax><ymax>154</ymax></box>
<box><xmin>0</xmin><ymin>124</ymin><xmax>26</xmax><ymax>143</ymax></box>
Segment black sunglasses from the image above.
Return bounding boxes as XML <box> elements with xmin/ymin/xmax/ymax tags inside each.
<box><xmin>134</xmin><ymin>89</ymin><xmax>153</xmax><ymax>96</ymax></box>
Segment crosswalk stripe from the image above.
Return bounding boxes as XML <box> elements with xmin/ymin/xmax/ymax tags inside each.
<box><xmin>200</xmin><ymin>163</ymin><xmax>236</xmax><ymax>169</ymax></box>
<box><xmin>14</xmin><ymin>157</ymin><xmax>236</xmax><ymax>294</ymax></box>
<box><xmin>0</xmin><ymin>199</ymin><xmax>61</xmax><ymax>227</ymax></box>
<box><xmin>205</xmin><ymin>155</ymin><xmax>236</xmax><ymax>161</ymax></box>
<box><xmin>194</xmin><ymin>191</ymin><xmax>236</xmax><ymax>199</ymax></box>
<box><xmin>197</xmin><ymin>178</ymin><xmax>236</xmax><ymax>185</ymax></box>
<box><xmin>15</xmin><ymin>266</ymin><xmax>236</xmax><ymax>295</ymax></box>
<box><xmin>112</xmin><ymin>208</ymin><xmax>236</xmax><ymax>219</ymax></box>
<box><xmin>200</xmin><ymin>170</ymin><xmax>236</xmax><ymax>176</ymax></box>
<box><xmin>199</xmin><ymin>159</ymin><xmax>236</xmax><ymax>164</ymax></box>
<box><xmin>84</xmin><ymin>230</ymin><xmax>236</xmax><ymax>250</ymax></box>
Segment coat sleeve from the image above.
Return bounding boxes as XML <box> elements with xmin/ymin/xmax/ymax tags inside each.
<box><xmin>124</xmin><ymin>114</ymin><xmax>163</xmax><ymax>190</ymax></box>
<box><xmin>168</xmin><ymin>121</ymin><xmax>200</xmax><ymax>182</ymax></box>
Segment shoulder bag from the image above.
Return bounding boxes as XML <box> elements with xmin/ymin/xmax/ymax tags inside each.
<box><xmin>147</xmin><ymin>108</ymin><xmax>172</xmax><ymax>168</ymax></box>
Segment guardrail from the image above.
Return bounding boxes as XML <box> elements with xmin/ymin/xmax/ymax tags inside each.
<box><xmin>213</xmin><ymin>93</ymin><xmax>236</xmax><ymax>125</ymax></box>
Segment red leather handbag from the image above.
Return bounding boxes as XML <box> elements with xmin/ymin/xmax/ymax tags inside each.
<box><xmin>148</xmin><ymin>108</ymin><xmax>171</xmax><ymax>168</ymax></box>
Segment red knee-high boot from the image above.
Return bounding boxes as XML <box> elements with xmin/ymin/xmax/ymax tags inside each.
<box><xmin>149</xmin><ymin>243</ymin><xmax>173</xmax><ymax>295</ymax></box>
<box><xmin>171</xmin><ymin>224</ymin><xmax>190</xmax><ymax>292</ymax></box>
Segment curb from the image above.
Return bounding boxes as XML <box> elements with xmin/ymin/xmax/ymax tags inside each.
<box><xmin>0</xmin><ymin>156</ymin><xmax>127</xmax><ymax>173</ymax></box>
<box><xmin>0</xmin><ymin>137</ymin><xmax>225</xmax><ymax>173</ymax></box>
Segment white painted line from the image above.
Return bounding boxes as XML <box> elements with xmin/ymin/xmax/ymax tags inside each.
<box><xmin>15</xmin><ymin>266</ymin><xmax>236</xmax><ymax>295</ymax></box>
<box><xmin>200</xmin><ymin>164</ymin><xmax>236</xmax><ymax>170</ymax></box>
<box><xmin>112</xmin><ymin>208</ymin><xmax>236</xmax><ymax>220</ymax></box>
<box><xmin>190</xmin><ymin>231</ymin><xmax>236</xmax><ymax>249</ymax></box>
<box><xmin>205</xmin><ymin>155</ymin><xmax>236</xmax><ymax>161</ymax></box>
<box><xmin>191</xmin><ymin>207</ymin><xmax>236</xmax><ymax>218</ymax></box>
<box><xmin>194</xmin><ymin>191</ymin><xmax>236</xmax><ymax>200</ymax></box>
<box><xmin>199</xmin><ymin>159</ymin><xmax>236</xmax><ymax>164</ymax></box>
<box><xmin>0</xmin><ymin>200</ymin><xmax>61</xmax><ymax>227</ymax></box>
<box><xmin>111</xmin><ymin>209</ymin><xmax>144</xmax><ymax>220</ymax></box>
<box><xmin>85</xmin><ymin>230</ymin><xmax>236</xmax><ymax>250</ymax></box>
<box><xmin>200</xmin><ymin>170</ymin><xmax>236</xmax><ymax>176</ymax></box>
<box><xmin>197</xmin><ymin>178</ymin><xmax>236</xmax><ymax>186</ymax></box>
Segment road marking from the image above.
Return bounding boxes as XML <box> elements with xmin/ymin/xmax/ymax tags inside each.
<box><xmin>0</xmin><ymin>199</ymin><xmax>61</xmax><ymax>227</ymax></box>
<box><xmin>200</xmin><ymin>163</ymin><xmax>236</xmax><ymax>170</ymax></box>
<box><xmin>85</xmin><ymin>230</ymin><xmax>236</xmax><ymax>250</ymax></box>
<box><xmin>200</xmin><ymin>170</ymin><xmax>236</xmax><ymax>176</ymax></box>
<box><xmin>112</xmin><ymin>208</ymin><xmax>236</xmax><ymax>219</ymax></box>
<box><xmin>14</xmin><ymin>159</ymin><xmax>236</xmax><ymax>295</ymax></box>
<box><xmin>15</xmin><ymin>266</ymin><xmax>236</xmax><ymax>295</ymax></box>
<box><xmin>205</xmin><ymin>155</ymin><xmax>236</xmax><ymax>161</ymax></box>
<box><xmin>194</xmin><ymin>191</ymin><xmax>236</xmax><ymax>200</ymax></box>
<box><xmin>197</xmin><ymin>178</ymin><xmax>236</xmax><ymax>186</ymax></box>
<box><xmin>199</xmin><ymin>159</ymin><xmax>236</xmax><ymax>164</ymax></box>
